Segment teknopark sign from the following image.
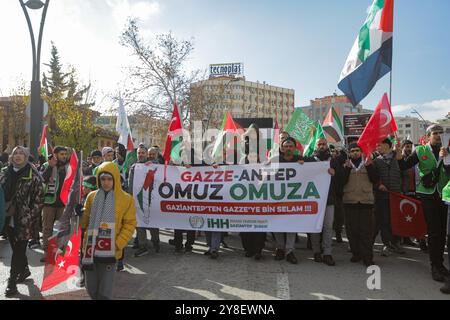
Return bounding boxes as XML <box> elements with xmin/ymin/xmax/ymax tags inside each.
<box><xmin>209</xmin><ymin>63</ymin><xmax>244</xmax><ymax>78</ymax></box>
<box><xmin>132</xmin><ymin>163</ymin><xmax>331</xmax><ymax>233</ymax></box>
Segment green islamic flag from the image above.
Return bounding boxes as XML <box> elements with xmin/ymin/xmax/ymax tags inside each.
<box><xmin>285</xmin><ymin>109</ymin><xmax>316</xmax><ymax>146</ymax></box>
<box><xmin>303</xmin><ymin>122</ymin><xmax>326</xmax><ymax>157</ymax></box>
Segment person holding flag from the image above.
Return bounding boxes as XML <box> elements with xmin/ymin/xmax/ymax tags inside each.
<box><xmin>40</xmin><ymin>146</ymin><xmax>68</xmax><ymax>262</ymax></box>
<box><xmin>372</xmin><ymin>137</ymin><xmax>405</xmax><ymax>256</ymax></box>
<box><xmin>81</xmin><ymin>162</ymin><xmax>137</xmax><ymax>300</ymax></box>
<box><xmin>0</xmin><ymin>146</ymin><xmax>44</xmax><ymax>297</ymax></box>
<box><xmin>399</xmin><ymin>125</ymin><xmax>450</xmax><ymax>283</ymax></box>
<box><xmin>400</xmin><ymin>139</ymin><xmax>428</xmax><ymax>250</ymax></box>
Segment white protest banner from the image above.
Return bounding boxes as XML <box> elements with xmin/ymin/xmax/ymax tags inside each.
<box><xmin>132</xmin><ymin>163</ymin><xmax>331</xmax><ymax>233</ymax></box>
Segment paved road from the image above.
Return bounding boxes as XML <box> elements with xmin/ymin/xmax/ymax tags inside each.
<box><xmin>0</xmin><ymin>230</ymin><xmax>449</xmax><ymax>300</ymax></box>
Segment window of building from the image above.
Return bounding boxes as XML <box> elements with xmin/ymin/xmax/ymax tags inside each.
<box><xmin>405</xmin><ymin>124</ymin><xmax>411</xmax><ymax>128</ymax></box>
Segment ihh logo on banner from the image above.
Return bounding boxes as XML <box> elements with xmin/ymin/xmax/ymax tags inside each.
<box><xmin>366</xmin><ymin>265</ymin><xmax>381</xmax><ymax>290</ymax></box>
<box><xmin>207</xmin><ymin>218</ymin><xmax>230</xmax><ymax>229</ymax></box>
<box><xmin>189</xmin><ymin>216</ymin><xmax>205</xmax><ymax>229</ymax></box>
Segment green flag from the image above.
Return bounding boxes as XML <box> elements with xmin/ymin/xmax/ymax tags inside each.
<box><xmin>123</xmin><ymin>149</ymin><xmax>137</xmax><ymax>175</ymax></box>
<box><xmin>285</xmin><ymin>109</ymin><xmax>316</xmax><ymax>146</ymax></box>
<box><xmin>303</xmin><ymin>122</ymin><xmax>326</xmax><ymax>157</ymax></box>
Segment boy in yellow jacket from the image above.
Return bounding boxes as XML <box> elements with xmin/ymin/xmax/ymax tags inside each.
<box><xmin>80</xmin><ymin>162</ymin><xmax>136</xmax><ymax>300</ymax></box>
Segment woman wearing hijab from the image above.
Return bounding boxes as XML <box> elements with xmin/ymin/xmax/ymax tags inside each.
<box><xmin>0</xmin><ymin>146</ymin><xmax>44</xmax><ymax>297</ymax></box>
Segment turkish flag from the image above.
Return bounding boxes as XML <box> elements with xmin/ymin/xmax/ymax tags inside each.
<box><xmin>95</xmin><ymin>238</ymin><xmax>112</xmax><ymax>251</ymax></box>
<box><xmin>60</xmin><ymin>150</ymin><xmax>78</xmax><ymax>205</ymax></box>
<box><xmin>41</xmin><ymin>229</ymin><xmax>81</xmax><ymax>292</ymax></box>
<box><xmin>389</xmin><ymin>193</ymin><xmax>427</xmax><ymax>239</ymax></box>
<box><xmin>357</xmin><ymin>93</ymin><xmax>397</xmax><ymax>156</ymax></box>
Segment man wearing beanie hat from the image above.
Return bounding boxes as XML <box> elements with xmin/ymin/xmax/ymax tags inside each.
<box><xmin>400</xmin><ymin>139</ymin><xmax>427</xmax><ymax>249</ymax></box>
<box><xmin>40</xmin><ymin>146</ymin><xmax>68</xmax><ymax>262</ymax></box>
<box><xmin>0</xmin><ymin>146</ymin><xmax>44</xmax><ymax>297</ymax></box>
<box><xmin>342</xmin><ymin>143</ymin><xmax>379</xmax><ymax>266</ymax></box>
<box><xmin>373</xmin><ymin>137</ymin><xmax>405</xmax><ymax>257</ymax></box>
<box><xmin>92</xmin><ymin>147</ymin><xmax>115</xmax><ymax>177</ymax></box>
<box><xmin>399</xmin><ymin>124</ymin><xmax>450</xmax><ymax>284</ymax></box>
<box><xmin>83</xmin><ymin>150</ymin><xmax>103</xmax><ymax>176</ymax></box>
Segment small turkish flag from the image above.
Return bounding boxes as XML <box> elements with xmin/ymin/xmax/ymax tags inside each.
<box><xmin>389</xmin><ymin>193</ymin><xmax>427</xmax><ymax>239</ymax></box>
<box><xmin>41</xmin><ymin>229</ymin><xmax>81</xmax><ymax>292</ymax></box>
<box><xmin>95</xmin><ymin>238</ymin><xmax>112</xmax><ymax>251</ymax></box>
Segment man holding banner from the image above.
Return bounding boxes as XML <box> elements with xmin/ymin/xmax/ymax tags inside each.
<box><xmin>271</xmin><ymin>137</ymin><xmax>305</xmax><ymax>265</ymax></box>
<box><xmin>303</xmin><ymin>138</ymin><xmax>339</xmax><ymax>266</ymax></box>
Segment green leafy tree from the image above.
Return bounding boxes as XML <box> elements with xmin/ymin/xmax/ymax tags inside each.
<box><xmin>42</xmin><ymin>43</ymin><xmax>96</xmax><ymax>152</ymax></box>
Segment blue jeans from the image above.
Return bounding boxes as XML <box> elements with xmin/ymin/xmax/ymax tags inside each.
<box><xmin>374</xmin><ymin>198</ymin><xmax>393</xmax><ymax>245</ymax></box>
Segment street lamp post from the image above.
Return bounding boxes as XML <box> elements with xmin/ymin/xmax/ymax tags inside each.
<box><xmin>20</xmin><ymin>0</ymin><xmax>50</xmax><ymax>158</ymax></box>
<box><xmin>411</xmin><ymin>108</ymin><xmax>429</xmax><ymax>133</ymax></box>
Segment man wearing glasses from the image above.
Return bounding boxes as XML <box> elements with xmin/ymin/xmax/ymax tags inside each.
<box><xmin>399</xmin><ymin>125</ymin><xmax>450</xmax><ymax>284</ymax></box>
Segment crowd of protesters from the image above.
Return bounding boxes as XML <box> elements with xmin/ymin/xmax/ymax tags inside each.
<box><xmin>0</xmin><ymin>123</ymin><xmax>449</xmax><ymax>299</ymax></box>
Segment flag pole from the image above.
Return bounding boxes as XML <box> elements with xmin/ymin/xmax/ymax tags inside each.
<box><xmin>76</xmin><ymin>150</ymin><xmax>83</xmax><ymax>236</ymax></box>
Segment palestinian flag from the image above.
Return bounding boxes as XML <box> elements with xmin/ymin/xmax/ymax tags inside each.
<box><xmin>212</xmin><ymin>112</ymin><xmax>241</xmax><ymax>163</ymax></box>
<box><xmin>137</xmin><ymin>168</ymin><xmax>157</xmax><ymax>211</ymax></box>
<box><xmin>338</xmin><ymin>0</ymin><xmax>394</xmax><ymax>106</ymax></box>
<box><xmin>322</xmin><ymin>107</ymin><xmax>344</xmax><ymax>142</ymax></box>
<box><xmin>268</xmin><ymin>120</ymin><xmax>280</xmax><ymax>157</ymax></box>
<box><xmin>163</xmin><ymin>103</ymin><xmax>183</xmax><ymax>164</ymax></box>
<box><xmin>39</xmin><ymin>125</ymin><xmax>49</xmax><ymax>161</ymax></box>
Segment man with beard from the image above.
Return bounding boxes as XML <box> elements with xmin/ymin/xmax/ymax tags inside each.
<box><xmin>399</xmin><ymin>125</ymin><xmax>450</xmax><ymax>283</ymax></box>
<box><xmin>84</xmin><ymin>150</ymin><xmax>103</xmax><ymax>176</ymax></box>
<box><xmin>270</xmin><ymin>137</ymin><xmax>304</xmax><ymax>264</ymax></box>
<box><xmin>40</xmin><ymin>146</ymin><xmax>68</xmax><ymax>262</ymax></box>
<box><xmin>373</xmin><ymin>138</ymin><xmax>405</xmax><ymax>257</ymax></box>
<box><xmin>303</xmin><ymin>138</ymin><xmax>339</xmax><ymax>266</ymax></box>
<box><xmin>342</xmin><ymin>143</ymin><xmax>378</xmax><ymax>266</ymax></box>
<box><xmin>400</xmin><ymin>140</ymin><xmax>427</xmax><ymax>250</ymax></box>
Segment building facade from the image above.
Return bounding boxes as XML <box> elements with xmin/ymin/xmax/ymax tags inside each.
<box><xmin>190</xmin><ymin>76</ymin><xmax>295</xmax><ymax>129</ymax></box>
<box><xmin>0</xmin><ymin>96</ymin><xmax>27</xmax><ymax>153</ymax></box>
<box><xmin>94</xmin><ymin>115</ymin><xmax>169</xmax><ymax>149</ymax></box>
<box><xmin>395</xmin><ymin>116</ymin><xmax>431</xmax><ymax>144</ymax></box>
<box><xmin>299</xmin><ymin>93</ymin><xmax>370</xmax><ymax>124</ymax></box>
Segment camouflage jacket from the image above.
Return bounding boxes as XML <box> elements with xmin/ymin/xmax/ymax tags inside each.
<box><xmin>0</xmin><ymin>164</ymin><xmax>44</xmax><ymax>240</ymax></box>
